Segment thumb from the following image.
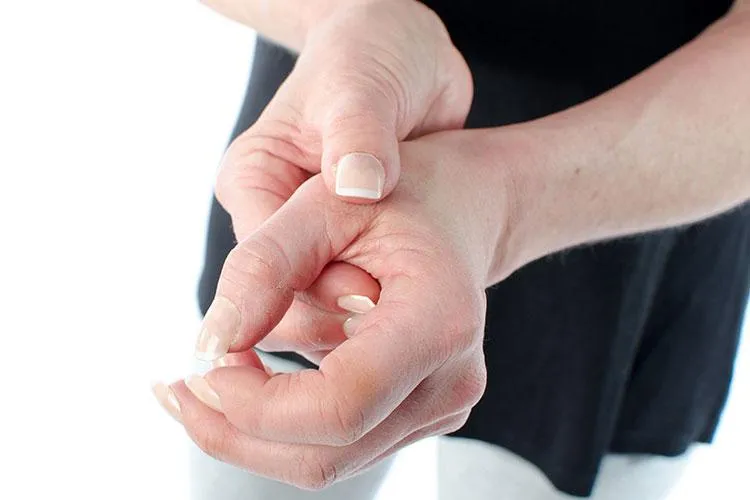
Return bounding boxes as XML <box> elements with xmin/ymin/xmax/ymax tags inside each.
<box><xmin>319</xmin><ymin>90</ymin><xmax>401</xmax><ymax>203</ymax></box>
<box><xmin>195</xmin><ymin>176</ymin><xmax>370</xmax><ymax>361</ymax></box>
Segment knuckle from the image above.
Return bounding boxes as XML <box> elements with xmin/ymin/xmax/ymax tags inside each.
<box><xmin>325</xmin><ymin>99</ymin><xmax>391</xmax><ymax>137</ymax></box>
<box><xmin>192</xmin><ymin>428</ymin><xmax>234</xmax><ymax>463</ymax></box>
<box><xmin>214</xmin><ymin>137</ymin><xmax>260</xmax><ymax>208</ymax></box>
<box><xmin>453</xmin><ymin>362</ymin><xmax>488</xmax><ymax>409</ymax></box>
<box><xmin>215</xmin><ymin>154</ymin><xmax>284</xmax><ymax>211</ymax></box>
<box><xmin>327</xmin><ymin>398</ymin><xmax>366</xmax><ymax>446</ymax></box>
<box><xmin>316</xmin><ymin>354</ymin><xmax>369</xmax><ymax>446</ymax></box>
<box><xmin>214</xmin><ymin>169</ymin><xmax>232</xmax><ymax>210</ymax></box>
<box><xmin>439</xmin><ymin>290</ymin><xmax>487</xmax><ymax>357</ymax></box>
<box><xmin>222</xmin><ymin>247</ymin><xmax>275</xmax><ymax>293</ymax></box>
<box><xmin>293</xmin><ymin>453</ymin><xmax>338</xmax><ymax>491</ymax></box>
<box><xmin>224</xmin><ymin>234</ymin><xmax>290</xmax><ymax>289</ymax></box>
<box><xmin>444</xmin><ymin>411</ymin><xmax>471</xmax><ymax>435</ymax></box>
<box><xmin>460</xmin><ymin>290</ymin><xmax>488</xmax><ymax>338</ymax></box>
<box><xmin>215</xmin><ymin>119</ymin><xmax>313</xmax><ymax>210</ymax></box>
<box><xmin>240</xmin><ymin>372</ymin><xmax>294</xmax><ymax>436</ymax></box>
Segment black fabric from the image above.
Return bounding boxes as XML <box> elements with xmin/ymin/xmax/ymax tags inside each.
<box><xmin>198</xmin><ymin>1</ymin><xmax>750</xmax><ymax>496</ymax></box>
<box><xmin>426</xmin><ymin>0</ymin><xmax>733</xmax><ymax>90</ymax></box>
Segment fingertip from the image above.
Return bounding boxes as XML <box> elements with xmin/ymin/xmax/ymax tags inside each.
<box><xmin>302</xmin><ymin>262</ymin><xmax>380</xmax><ymax>313</ymax></box>
<box><xmin>151</xmin><ymin>381</ymin><xmax>183</xmax><ymax>424</ymax></box>
<box><xmin>342</xmin><ymin>315</ymin><xmax>365</xmax><ymax>337</ymax></box>
<box><xmin>195</xmin><ymin>296</ymin><xmax>242</xmax><ymax>361</ymax></box>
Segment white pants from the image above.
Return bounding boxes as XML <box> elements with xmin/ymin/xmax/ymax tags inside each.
<box><xmin>191</xmin><ymin>354</ymin><xmax>694</xmax><ymax>500</ymax></box>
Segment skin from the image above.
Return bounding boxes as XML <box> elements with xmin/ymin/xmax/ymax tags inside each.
<box><xmin>155</xmin><ymin>0</ymin><xmax>750</xmax><ymax>490</ymax></box>
<box><xmin>202</xmin><ymin>0</ymin><xmax>472</xmax><ymax>359</ymax></box>
<box><xmin>205</xmin><ymin>0</ymin><xmax>472</xmax><ymax>206</ymax></box>
<box><xmin>198</xmin><ymin>0</ymin><xmax>375</xmax><ymax>52</ymax></box>
<box><xmin>178</xmin><ymin>136</ymin><xmax>493</xmax><ymax>488</ymax></box>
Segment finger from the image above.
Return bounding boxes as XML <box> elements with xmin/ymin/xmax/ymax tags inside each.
<box><xmin>215</xmin><ymin>141</ymin><xmax>378</xmax><ymax>353</ymax></box>
<box><xmin>351</xmin><ymin>410</ymin><xmax>471</xmax><ymax>477</ymax></box>
<box><xmin>256</xmin><ymin>263</ymin><xmax>379</xmax><ymax>352</ymax></box>
<box><xmin>169</xmin><ymin>381</ymin><xmax>338</xmax><ymax>490</ymax></box>
<box><xmin>255</xmin><ymin>299</ymin><xmax>348</xmax><ymax>352</ymax></box>
<box><xmin>215</xmin><ymin>134</ymin><xmax>310</xmax><ymax>242</ymax></box>
<box><xmin>216</xmin><ymin>134</ymin><xmax>378</xmax><ymax>333</ymax></box>
<box><xmin>300</xmin><ymin>261</ymin><xmax>380</xmax><ymax>314</ymax></box>
<box><xmin>317</xmin><ymin>87</ymin><xmax>400</xmax><ymax>203</ymax></box>
<box><xmin>271</xmin><ymin>45</ymin><xmax>403</xmax><ymax>203</ymax></box>
<box><xmin>202</xmin><ymin>269</ymin><xmax>480</xmax><ymax>446</ymax></box>
<box><xmin>159</xmin><ymin>381</ymin><xmax>467</xmax><ymax>489</ymax></box>
<box><xmin>233</xmin><ymin>64</ymin><xmax>400</xmax><ymax>205</ymax></box>
<box><xmin>164</xmin><ymin>381</ymin><xmax>378</xmax><ymax>489</ymax></box>
<box><xmin>196</xmin><ymin>177</ymin><xmax>373</xmax><ymax>361</ymax></box>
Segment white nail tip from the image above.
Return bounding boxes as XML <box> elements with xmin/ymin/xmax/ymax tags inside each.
<box><xmin>334</xmin><ymin>187</ymin><xmax>382</xmax><ymax>199</ymax></box>
<box><xmin>334</xmin><ymin>152</ymin><xmax>385</xmax><ymax>200</ymax></box>
<box><xmin>337</xmin><ymin>295</ymin><xmax>377</xmax><ymax>314</ymax></box>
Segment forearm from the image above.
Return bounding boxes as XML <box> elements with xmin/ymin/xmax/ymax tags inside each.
<box><xmin>490</xmin><ymin>6</ymin><xmax>750</xmax><ymax>282</ymax></box>
<box><xmin>201</xmin><ymin>0</ymin><xmax>400</xmax><ymax>51</ymax></box>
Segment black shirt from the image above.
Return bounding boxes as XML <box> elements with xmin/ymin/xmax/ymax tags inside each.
<box><xmin>199</xmin><ymin>1</ymin><xmax>750</xmax><ymax>496</ymax></box>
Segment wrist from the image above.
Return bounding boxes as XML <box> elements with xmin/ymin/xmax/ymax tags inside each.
<box><xmin>473</xmin><ymin>127</ymin><xmax>542</xmax><ymax>285</ymax></box>
<box><xmin>480</xmin><ymin>120</ymin><xmax>595</xmax><ymax>285</ymax></box>
<box><xmin>430</xmin><ymin>128</ymin><xmax>540</xmax><ymax>287</ymax></box>
<box><xmin>485</xmin><ymin>107</ymin><xmax>643</xmax><ymax>285</ymax></box>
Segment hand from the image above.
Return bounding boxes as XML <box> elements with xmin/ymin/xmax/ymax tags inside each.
<box><xmin>207</xmin><ymin>0</ymin><xmax>472</xmax><ymax>360</ymax></box>
<box><xmin>154</xmin><ymin>129</ymin><xmax>512</xmax><ymax>488</ymax></box>
<box><xmin>214</xmin><ymin>0</ymin><xmax>471</xmax><ymax>208</ymax></box>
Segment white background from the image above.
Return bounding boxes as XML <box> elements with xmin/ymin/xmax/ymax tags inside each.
<box><xmin>0</xmin><ymin>1</ymin><xmax>747</xmax><ymax>499</ymax></box>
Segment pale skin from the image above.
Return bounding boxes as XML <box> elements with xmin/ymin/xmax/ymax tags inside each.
<box><xmin>153</xmin><ymin>0</ymin><xmax>750</xmax><ymax>490</ymax></box>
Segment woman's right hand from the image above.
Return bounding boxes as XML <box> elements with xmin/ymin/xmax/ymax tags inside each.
<box><xmin>169</xmin><ymin>128</ymin><xmax>514</xmax><ymax>487</ymax></box>
<box><xmin>200</xmin><ymin>0</ymin><xmax>473</xmax><ymax>358</ymax></box>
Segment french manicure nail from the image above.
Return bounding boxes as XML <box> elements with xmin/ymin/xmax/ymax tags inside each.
<box><xmin>151</xmin><ymin>382</ymin><xmax>182</xmax><ymax>423</ymax></box>
<box><xmin>342</xmin><ymin>315</ymin><xmax>364</xmax><ymax>337</ymax></box>
<box><xmin>185</xmin><ymin>374</ymin><xmax>223</xmax><ymax>413</ymax></box>
<box><xmin>337</xmin><ymin>294</ymin><xmax>376</xmax><ymax>314</ymax></box>
<box><xmin>195</xmin><ymin>296</ymin><xmax>241</xmax><ymax>361</ymax></box>
<box><xmin>335</xmin><ymin>153</ymin><xmax>385</xmax><ymax>200</ymax></box>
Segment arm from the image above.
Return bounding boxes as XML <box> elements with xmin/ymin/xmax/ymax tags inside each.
<box><xmin>489</xmin><ymin>5</ymin><xmax>750</xmax><ymax>282</ymax></box>
<box><xmin>200</xmin><ymin>0</ymin><xmax>405</xmax><ymax>51</ymax></box>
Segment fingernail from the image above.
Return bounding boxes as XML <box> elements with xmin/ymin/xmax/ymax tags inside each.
<box><xmin>185</xmin><ymin>374</ymin><xmax>223</xmax><ymax>413</ymax></box>
<box><xmin>335</xmin><ymin>153</ymin><xmax>385</xmax><ymax>200</ymax></box>
<box><xmin>342</xmin><ymin>315</ymin><xmax>365</xmax><ymax>337</ymax></box>
<box><xmin>195</xmin><ymin>296</ymin><xmax>241</xmax><ymax>361</ymax></box>
<box><xmin>151</xmin><ymin>382</ymin><xmax>182</xmax><ymax>423</ymax></box>
<box><xmin>337</xmin><ymin>294</ymin><xmax>376</xmax><ymax>314</ymax></box>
